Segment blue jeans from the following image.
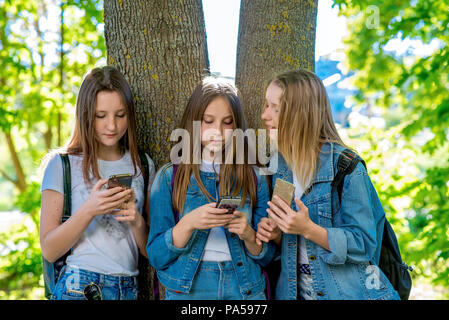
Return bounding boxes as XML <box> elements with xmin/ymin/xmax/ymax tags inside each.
<box><xmin>51</xmin><ymin>265</ymin><xmax>138</xmax><ymax>300</ymax></box>
<box><xmin>164</xmin><ymin>261</ymin><xmax>266</xmax><ymax>300</ymax></box>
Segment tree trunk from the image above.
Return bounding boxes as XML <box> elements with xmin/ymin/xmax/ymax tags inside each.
<box><xmin>104</xmin><ymin>0</ymin><xmax>209</xmax><ymax>300</ymax></box>
<box><xmin>3</xmin><ymin>131</ymin><xmax>27</xmax><ymax>193</ymax></box>
<box><xmin>236</xmin><ymin>0</ymin><xmax>318</xmax><ymax>129</ymax></box>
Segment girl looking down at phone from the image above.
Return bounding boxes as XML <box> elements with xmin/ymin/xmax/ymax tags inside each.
<box><xmin>147</xmin><ymin>77</ymin><xmax>276</xmax><ymax>300</ymax></box>
<box><xmin>40</xmin><ymin>66</ymin><xmax>155</xmax><ymax>300</ymax></box>
<box><xmin>256</xmin><ymin>69</ymin><xmax>400</xmax><ymax>300</ymax></box>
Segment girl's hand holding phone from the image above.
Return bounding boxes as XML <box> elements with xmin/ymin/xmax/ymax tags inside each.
<box><xmin>255</xmin><ymin>217</ymin><xmax>281</xmax><ymax>246</ymax></box>
<box><xmin>83</xmin><ymin>179</ymin><xmax>133</xmax><ymax>218</ymax></box>
<box><xmin>226</xmin><ymin>210</ymin><xmax>254</xmax><ymax>242</ymax></box>
<box><xmin>267</xmin><ymin>196</ymin><xmax>313</xmax><ymax>236</ymax></box>
<box><xmin>183</xmin><ymin>202</ymin><xmax>232</xmax><ymax>231</ymax></box>
<box><xmin>110</xmin><ymin>189</ymin><xmax>143</xmax><ymax>227</ymax></box>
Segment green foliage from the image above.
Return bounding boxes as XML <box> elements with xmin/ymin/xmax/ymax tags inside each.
<box><xmin>334</xmin><ymin>0</ymin><xmax>449</xmax><ymax>291</ymax></box>
<box><xmin>0</xmin><ymin>0</ymin><xmax>105</xmax><ymax>299</ymax></box>
<box><xmin>0</xmin><ymin>182</ymin><xmax>43</xmax><ymax>299</ymax></box>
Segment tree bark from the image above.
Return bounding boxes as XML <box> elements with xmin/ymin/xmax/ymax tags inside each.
<box><xmin>236</xmin><ymin>0</ymin><xmax>318</xmax><ymax>129</ymax></box>
<box><xmin>104</xmin><ymin>0</ymin><xmax>209</xmax><ymax>300</ymax></box>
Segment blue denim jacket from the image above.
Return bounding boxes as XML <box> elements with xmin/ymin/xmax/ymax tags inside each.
<box><xmin>273</xmin><ymin>142</ymin><xmax>400</xmax><ymax>300</ymax></box>
<box><xmin>147</xmin><ymin>163</ymin><xmax>277</xmax><ymax>298</ymax></box>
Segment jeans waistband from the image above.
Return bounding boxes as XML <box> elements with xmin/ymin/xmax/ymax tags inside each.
<box><xmin>198</xmin><ymin>260</ymin><xmax>234</xmax><ymax>271</ymax></box>
<box><xmin>64</xmin><ymin>265</ymin><xmax>137</xmax><ymax>287</ymax></box>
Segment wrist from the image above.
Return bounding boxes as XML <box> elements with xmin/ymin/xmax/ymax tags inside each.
<box><xmin>302</xmin><ymin>220</ymin><xmax>316</xmax><ymax>240</ymax></box>
<box><xmin>242</xmin><ymin>226</ymin><xmax>256</xmax><ymax>243</ymax></box>
<box><xmin>177</xmin><ymin>215</ymin><xmax>195</xmax><ymax>234</ymax></box>
<box><xmin>80</xmin><ymin>202</ymin><xmax>97</xmax><ymax>220</ymax></box>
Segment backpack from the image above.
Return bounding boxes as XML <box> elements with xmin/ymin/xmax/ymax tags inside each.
<box><xmin>330</xmin><ymin>149</ymin><xmax>413</xmax><ymax>300</ymax></box>
<box><xmin>42</xmin><ymin>153</ymin><xmax>71</xmax><ymax>299</ymax></box>
<box><xmin>153</xmin><ymin>164</ymin><xmax>279</xmax><ymax>300</ymax></box>
<box><xmin>42</xmin><ymin>152</ymin><xmax>150</xmax><ymax>299</ymax></box>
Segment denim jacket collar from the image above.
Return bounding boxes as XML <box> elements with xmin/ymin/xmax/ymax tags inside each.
<box><xmin>312</xmin><ymin>142</ymin><xmax>335</xmax><ymax>185</ymax></box>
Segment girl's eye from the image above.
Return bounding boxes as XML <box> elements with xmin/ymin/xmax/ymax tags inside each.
<box><xmin>223</xmin><ymin>120</ymin><xmax>233</xmax><ymax>125</ymax></box>
<box><xmin>203</xmin><ymin>120</ymin><xmax>213</xmax><ymax>124</ymax></box>
<box><xmin>116</xmin><ymin>114</ymin><xmax>126</xmax><ymax>118</ymax></box>
<box><xmin>95</xmin><ymin>114</ymin><xmax>105</xmax><ymax>118</ymax></box>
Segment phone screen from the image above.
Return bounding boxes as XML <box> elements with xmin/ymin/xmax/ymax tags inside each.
<box><xmin>107</xmin><ymin>174</ymin><xmax>133</xmax><ymax>189</ymax></box>
<box><xmin>216</xmin><ymin>196</ymin><xmax>242</xmax><ymax>214</ymax></box>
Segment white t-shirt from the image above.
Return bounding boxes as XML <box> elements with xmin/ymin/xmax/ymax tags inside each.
<box><xmin>41</xmin><ymin>151</ymin><xmax>155</xmax><ymax>276</ymax></box>
<box><xmin>199</xmin><ymin>160</ymin><xmax>232</xmax><ymax>261</ymax></box>
<box><xmin>292</xmin><ymin>168</ymin><xmax>309</xmax><ymax>265</ymax></box>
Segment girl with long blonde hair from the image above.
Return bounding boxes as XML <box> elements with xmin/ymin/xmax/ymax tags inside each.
<box><xmin>256</xmin><ymin>69</ymin><xmax>400</xmax><ymax>300</ymax></box>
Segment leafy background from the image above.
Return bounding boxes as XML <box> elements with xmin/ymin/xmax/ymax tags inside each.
<box><xmin>1</xmin><ymin>0</ymin><xmax>448</xmax><ymax>299</ymax></box>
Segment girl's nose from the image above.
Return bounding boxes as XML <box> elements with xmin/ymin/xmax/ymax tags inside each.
<box><xmin>261</xmin><ymin>108</ymin><xmax>271</xmax><ymax>121</ymax></box>
<box><xmin>106</xmin><ymin>117</ymin><xmax>117</xmax><ymax>131</ymax></box>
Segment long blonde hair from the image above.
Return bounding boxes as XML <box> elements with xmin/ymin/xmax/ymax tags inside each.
<box><xmin>270</xmin><ymin>69</ymin><xmax>348</xmax><ymax>190</ymax></box>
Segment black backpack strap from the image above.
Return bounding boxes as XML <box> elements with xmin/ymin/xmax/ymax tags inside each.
<box><xmin>331</xmin><ymin>149</ymin><xmax>366</xmax><ymax>203</ymax></box>
<box><xmin>138</xmin><ymin>151</ymin><xmax>149</xmax><ymax>223</ymax></box>
<box><xmin>60</xmin><ymin>154</ymin><xmax>71</xmax><ymax>223</ymax></box>
<box><xmin>171</xmin><ymin>164</ymin><xmax>179</xmax><ymax>223</ymax></box>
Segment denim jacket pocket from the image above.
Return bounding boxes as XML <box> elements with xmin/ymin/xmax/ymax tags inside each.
<box><xmin>317</xmin><ymin>201</ymin><xmax>332</xmax><ymax>228</ymax></box>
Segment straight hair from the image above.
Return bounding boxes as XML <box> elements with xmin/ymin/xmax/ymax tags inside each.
<box><xmin>171</xmin><ymin>77</ymin><xmax>257</xmax><ymax>215</ymax></box>
<box><xmin>43</xmin><ymin>66</ymin><xmax>142</xmax><ymax>185</ymax></box>
<box><xmin>267</xmin><ymin>69</ymin><xmax>349</xmax><ymax>190</ymax></box>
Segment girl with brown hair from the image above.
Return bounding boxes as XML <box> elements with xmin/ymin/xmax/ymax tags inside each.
<box><xmin>147</xmin><ymin>77</ymin><xmax>276</xmax><ymax>300</ymax></box>
<box><xmin>40</xmin><ymin>66</ymin><xmax>155</xmax><ymax>300</ymax></box>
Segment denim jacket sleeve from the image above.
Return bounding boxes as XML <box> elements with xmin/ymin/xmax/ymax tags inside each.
<box><xmin>146</xmin><ymin>165</ymin><xmax>197</xmax><ymax>270</ymax></box>
<box><xmin>245</xmin><ymin>172</ymin><xmax>277</xmax><ymax>267</ymax></box>
<box><xmin>321</xmin><ymin>162</ymin><xmax>380</xmax><ymax>265</ymax></box>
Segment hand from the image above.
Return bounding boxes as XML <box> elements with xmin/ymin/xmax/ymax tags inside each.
<box><xmin>226</xmin><ymin>210</ymin><xmax>254</xmax><ymax>242</ymax></box>
<box><xmin>255</xmin><ymin>217</ymin><xmax>281</xmax><ymax>245</ymax></box>
<box><xmin>181</xmin><ymin>202</ymin><xmax>232</xmax><ymax>231</ymax></box>
<box><xmin>110</xmin><ymin>189</ymin><xmax>142</xmax><ymax>227</ymax></box>
<box><xmin>83</xmin><ymin>179</ymin><xmax>133</xmax><ymax>218</ymax></box>
<box><xmin>267</xmin><ymin>196</ymin><xmax>313</xmax><ymax>236</ymax></box>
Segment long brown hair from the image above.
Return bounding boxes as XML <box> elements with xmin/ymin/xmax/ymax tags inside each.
<box><xmin>171</xmin><ymin>77</ymin><xmax>257</xmax><ymax>215</ymax></box>
<box><xmin>269</xmin><ymin>69</ymin><xmax>349</xmax><ymax>190</ymax></box>
<box><xmin>51</xmin><ymin>66</ymin><xmax>142</xmax><ymax>184</ymax></box>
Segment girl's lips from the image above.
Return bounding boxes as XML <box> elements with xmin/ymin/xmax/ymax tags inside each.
<box><xmin>104</xmin><ymin>134</ymin><xmax>117</xmax><ymax>138</ymax></box>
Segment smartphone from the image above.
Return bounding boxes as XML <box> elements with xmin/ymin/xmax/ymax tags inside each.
<box><xmin>272</xmin><ymin>178</ymin><xmax>295</xmax><ymax>206</ymax></box>
<box><xmin>107</xmin><ymin>173</ymin><xmax>133</xmax><ymax>189</ymax></box>
<box><xmin>216</xmin><ymin>196</ymin><xmax>242</xmax><ymax>214</ymax></box>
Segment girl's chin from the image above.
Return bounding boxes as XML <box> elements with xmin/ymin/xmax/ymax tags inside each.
<box><xmin>97</xmin><ymin>139</ymin><xmax>121</xmax><ymax>149</ymax></box>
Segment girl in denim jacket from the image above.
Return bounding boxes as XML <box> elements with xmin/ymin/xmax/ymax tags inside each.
<box><xmin>256</xmin><ymin>69</ymin><xmax>400</xmax><ymax>300</ymax></box>
<box><xmin>147</xmin><ymin>77</ymin><xmax>276</xmax><ymax>300</ymax></box>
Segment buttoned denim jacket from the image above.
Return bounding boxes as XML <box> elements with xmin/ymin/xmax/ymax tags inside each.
<box><xmin>273</xmin><ymin>142</ymin><xmax>400</xmax><ymax>300</ymax></box>
<box><xmin>147</xmin><ymin>163</ymin><xmax>277</xmax><ymax>298</ymax></box>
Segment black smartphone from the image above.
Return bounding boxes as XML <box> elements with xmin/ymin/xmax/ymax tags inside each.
<box><xmin>107</xmin><ymin>173</ymin><xmax>133</xmax><ymax>189</ymax></box>
<box><xmin>216</xmin><ymin>196</ymin><xmax>242</xmax><ymax>214</ymax></box>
